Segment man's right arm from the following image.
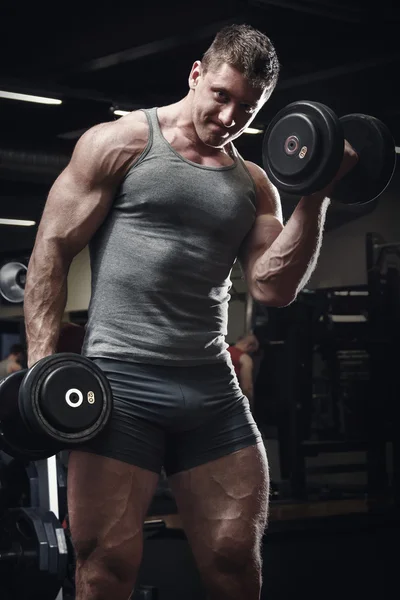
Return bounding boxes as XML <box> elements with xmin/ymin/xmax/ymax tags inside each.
<box><xmin>24</xmin><ymin>119</ymin><xmax>138</xmax><ymax>366</ymax></box>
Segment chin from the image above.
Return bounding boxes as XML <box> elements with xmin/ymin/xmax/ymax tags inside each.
<box><xmin>204</xmin><ymin>137</ymin><xmax>222</xmax><ymax>148</ymax></box>
<box><xmin>198</xmin><ymin>131</ymin><xmax>218</xmax><ymax>148</ymax></box>
<box><xmin>204</xmin><ymin>130</ymin><xmax>228</xmax><ymax>148</ymax></box>
<box><xmin>194</xmin><ymin>119</ymin><xmax>224</xmax><ymax>146</ymax></box>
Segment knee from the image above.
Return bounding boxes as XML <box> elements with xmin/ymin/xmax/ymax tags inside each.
<box><xmin>74</xmin><ymin>538</ymin><xmax>97</xmax><ymax>563</ymax></box>
<box><xmin>211</xmin><ymin>537</ymin><xmax>261</xmax><ymax>575</ymax></box>
<box><xmin>74</xmin><ymin>537</ymin><xmax>142</xmax><ymax>583</ymax></box>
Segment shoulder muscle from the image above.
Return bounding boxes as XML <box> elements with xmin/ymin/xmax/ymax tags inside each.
<box><xmin>69</xmin><ymin>111</ymin><xmax>149</xmax><ymax>186</ymax></box>
<box><xmin>245</xmin><ymin>160</ymin><xmax>283</xmax><ymax>223</ymax></box>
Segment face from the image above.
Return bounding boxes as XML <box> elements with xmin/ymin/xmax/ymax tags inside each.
<box><xmin>189</xmin><ymin>61</ymin><xmax>270</xmax><ymax>148</ymax></box>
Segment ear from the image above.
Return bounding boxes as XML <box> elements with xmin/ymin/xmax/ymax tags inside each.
<box><xmin>188</xmin><ymin>60</ymin><xmax>202</xmax><ymax>90</ymax></box>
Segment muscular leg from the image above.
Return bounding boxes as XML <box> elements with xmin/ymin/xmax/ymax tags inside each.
<box><xmin>67</xmin><ymin>451</ymin><xmax>160</xmax><ymax>600</ymax></box>
<box><xmin>168</xmin><ymin>443</ymin><xmax>269</xmax><ymax>600</ymax></box>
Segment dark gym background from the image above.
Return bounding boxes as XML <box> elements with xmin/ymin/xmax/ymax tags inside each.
<box><xmin>0</xmin><ymin>2</ymin><xmax>399</xmax><ymax>599</ymax></box>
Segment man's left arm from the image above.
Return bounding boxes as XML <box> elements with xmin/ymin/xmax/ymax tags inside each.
<box><xmin>240</xmin><ymin>142</ymin><xmax>357</xmax><ymax>306</ymax></box>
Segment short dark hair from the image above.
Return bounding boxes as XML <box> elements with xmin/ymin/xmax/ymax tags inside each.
<box><xmin>9</xmin><ymin>343</ymin><xmax>24</xmax><ymax>356</ymax></box>
<box><xmin>202</xmin><ymin>24</ymin><xmax>280</xmax><ymax>91</ymax></box>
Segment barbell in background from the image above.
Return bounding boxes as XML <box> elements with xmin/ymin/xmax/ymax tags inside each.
<box><xmin>262</xmin><ymin>100</ymin><xmax>396</xmax><ymax>204</ymax></box>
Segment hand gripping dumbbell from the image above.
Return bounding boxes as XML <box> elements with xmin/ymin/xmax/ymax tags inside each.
<box><xmin>262</xmin><ymin>100</ymin><xmax>396</xmax><ymax>204</ymax></box>
<box><xmin>0</xmin><ymin>353</ymin><xmax>113</xmax><ymax>460</ymax></box>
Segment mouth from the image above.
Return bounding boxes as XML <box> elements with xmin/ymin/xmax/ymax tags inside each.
<box><xmin>209</xmin><ymin>121</ymin><xmax>228</xmax><ymax>135</ymax></box>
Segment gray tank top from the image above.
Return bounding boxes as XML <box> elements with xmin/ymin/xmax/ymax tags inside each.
<box><xmin>83</xmin><ymin>108</ymin><xmax>257</xmax><ymax>365</ymax></box>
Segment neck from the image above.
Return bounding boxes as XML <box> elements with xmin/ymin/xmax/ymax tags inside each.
<box><xmin>158</xmin><ymin>94</ymin><xmax>231</xmax><ymax>158</ymax></box>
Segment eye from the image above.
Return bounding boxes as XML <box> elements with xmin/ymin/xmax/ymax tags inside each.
<box><xmin>215</xmin><ymin>90</ymin><xmax>229</xmax><ymax>102</ymax></box>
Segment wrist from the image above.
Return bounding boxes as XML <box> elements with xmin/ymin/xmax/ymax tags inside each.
<box><xmin>28</xmin><ymin>348</ymin><xmax>56</xmax><ymax>368</ymax></box>
<box><xmin>301</xmin><ymin>189</ymin><xmax>332</xmax><ymax>207</ymax></box>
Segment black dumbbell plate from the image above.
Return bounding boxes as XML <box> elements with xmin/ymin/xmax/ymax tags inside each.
<box><xmin>0</xmin><ymin>371</ymin><xmax>60</xmax><ymax>460</ymax></box>
<box><xmin>332</xmin><ymin>114</ymin><xmax>396</xmax><ymax>205</ymax></box>
<box><xmin>263</xmin><ymin>100</ymin><xmax>344</xmax><ymax>195</ymax></box>
<box><xmin>19</xmin><ymin>353</ymin><xmax>113</xmax><ymax>446</ymax></box>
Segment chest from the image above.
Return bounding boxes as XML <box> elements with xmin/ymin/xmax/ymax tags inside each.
<box><xmin>118</xmin><ymin>153</ymin><xmax>256</xmax><ymax>246</ymax></box>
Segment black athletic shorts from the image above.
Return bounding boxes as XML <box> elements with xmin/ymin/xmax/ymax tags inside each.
<box><xmin>80</xmin><ymin>358</ymin><xmax>262</xmax><ymax>476</ymax></box>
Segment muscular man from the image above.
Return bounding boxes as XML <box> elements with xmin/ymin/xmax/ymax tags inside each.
<box><xmin>24</xmin><ymin>24</ymin><xmax>357</xmax><ymax>600</ymax></box>
<box><xmin>0</xmin><ymin>343</ymin><xmax>25</xmax><ymax>378</ymax></box>
<box><xmin>227</xmin><ymin>333</ymin><xmax>259</xmax><ymax>409</ymax></box>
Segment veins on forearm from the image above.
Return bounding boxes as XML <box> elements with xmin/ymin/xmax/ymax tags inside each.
<box><xmin>254</xmin><ymin>228</ymin><xmax>307</xmax><ymax>283</ymax></box>
<box><xmin>24</xmin><ymin>244</ymin><xmax>69</xmax><ymax>358</ymax></box>
<box><xmin>253</xmin><ymin>200</ymin><xmax>327</xmax><ymax>294</ymax></box>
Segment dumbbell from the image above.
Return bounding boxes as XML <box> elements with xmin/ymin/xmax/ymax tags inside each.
<box><xmin>262</xmin><ymin>100</ymin><xmax>396</xmax><ymax>204</ymax></box>
<box><xmin>0</xmin><ymin>353</ymin><xmax>113</xmax><ymax>460</ymax></box>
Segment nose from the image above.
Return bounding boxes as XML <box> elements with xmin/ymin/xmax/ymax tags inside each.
<box><xmin>218</xmin><ymin>105</ymin><xmax>236</xmax><ymax>128</ymax></box>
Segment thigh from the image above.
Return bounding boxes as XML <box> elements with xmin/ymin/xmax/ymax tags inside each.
<box><xmin>168</xmin><ymin>443</ymin><xmax>269</xmax><ymax>567</ymax></box>
<box><xmin>67</xmin><ymin>451</ymin><xmax>160</xmax><ymax>558</ymax></box>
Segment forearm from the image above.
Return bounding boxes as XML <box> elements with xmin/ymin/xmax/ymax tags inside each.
<box><xmin>252</xmin><ymin>193</ymin><xmax>330</xmax><ymax>305</ymax></box>
<box><xmin>24</xmin><ymin>240</ymin><xmax>71</xmax><ymax>366</ymax></box>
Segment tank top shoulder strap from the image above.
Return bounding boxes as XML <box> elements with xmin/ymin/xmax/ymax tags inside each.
<box><xmin>230</xmin><ymin>143</ymin><xmax>257</xmax><ymax>201</ymax></box>
<box><xmin>141</xmin><ymin>107</ymin><xmax>165</xmax><ymax>151</ymax></box>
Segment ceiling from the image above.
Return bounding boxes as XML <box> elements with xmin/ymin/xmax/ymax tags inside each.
<box><xmin>0</xmin><ymin>0</ymin><xmax>398</xmax><ymax>256</ymax></box>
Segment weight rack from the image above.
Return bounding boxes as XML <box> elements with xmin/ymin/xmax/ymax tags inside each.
<box><xmin>36</xmin><ymin>455</ymin><xmax>64</xmax><ymax>600</ymax></box>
